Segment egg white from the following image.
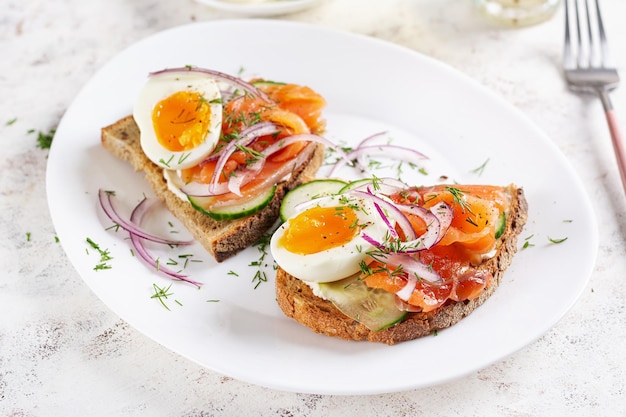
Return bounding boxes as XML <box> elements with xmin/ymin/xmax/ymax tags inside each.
<box><xmin>133</xmin><ymin>72</ymin><xmax>222</xmax><ymax>170</ymax></box>
<box><xmin>270</xmin><ymin>194</ymin><xmax>392</xmax><ymax>283</ymax></box>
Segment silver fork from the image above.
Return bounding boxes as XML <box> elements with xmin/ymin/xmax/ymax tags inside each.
<box><xmin>563</xmin><ymin>0</ymin><xmax>626</xmax><ymax>195</ymax></box>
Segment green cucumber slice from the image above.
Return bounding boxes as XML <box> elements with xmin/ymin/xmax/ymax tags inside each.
<box><xmin>494</xmin><ymin>211</ymin><xmax>506</xmax><ymax>239</ymax></box>
<box><xmin>188</xmin><ymin>185</ymin><xmax>276</xmax><ymax>220</ymax></box>
<box><xmin>279</xmin><ymin>179</ymin><xmax>347</xmax><ymax>222</ymax></box>
<box><xmin>318</xmin><ymin>274</ymin><xmax>407</xmax><ymax>332</ymax></box>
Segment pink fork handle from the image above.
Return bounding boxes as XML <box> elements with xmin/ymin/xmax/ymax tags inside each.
<box><xmin>605</xmin><ymin>110</ymin><xmax>626</xmax><ymax>195</ymax></box>
<box><xmin>597</xmin><ymin>88</ymin><xmax>626</xmax><ymax>195</ymax></box>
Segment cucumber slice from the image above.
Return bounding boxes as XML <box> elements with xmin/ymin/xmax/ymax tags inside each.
<box><xmin>318</xmin><ymin>274</ymin><xmax>407</xmax><ymax>332</ymax></box>
<box><xmin>279</xmin><ymin>179</ymin><xmax>347</xmax><ymax>222</ymax></box>
<box><xmin>494</xmin><ymin>211</ymin><xmax>506</xmax><ymax>239</ymax></box>
<box><xmin>188</xmin><ymin>185</ymin><xmax>276</xmax><ymax>220</ymax></box>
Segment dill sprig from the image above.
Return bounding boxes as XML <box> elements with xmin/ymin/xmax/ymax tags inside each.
<box><xmin>151</xmin><ymin>283</ymin><xmax>174</xmax><ymax>310</ymax></box>
<box><xmin>248</xmin><ymin>232</ymin><xmax>273</xmax><ymax>289</ymax></box>
<box><xmin>86</xmin><ymin>237</ymin><xmax>113</xmax><ymax>270</ymax></box>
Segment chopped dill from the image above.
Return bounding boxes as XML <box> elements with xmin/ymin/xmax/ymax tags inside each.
<box><xmin>151</xmin><ymin>283</ymin><xmax>174</xmax><ymax>310</ymax></box>
<box><xmin>86</xmin><ymin>237</ymin><xmax>113</xmax><ymax>270</ymax></box>
<box><xmin>471</xmin><ymin>158</ymin><xmax>490</xmax><ymax>176</ymax></box>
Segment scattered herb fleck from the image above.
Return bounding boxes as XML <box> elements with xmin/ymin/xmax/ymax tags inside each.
<box><xmin>249</xmin><ymin>232</ymin><xmax>273</xmax><ymax>289</ymax></box>
<box><xmin>86</xmin><ymin>237</ymin><xmax>113</xmax><ymax>270</ymax></box>
<box><xmin>6</xmin><ymin>118</ymin><xmax>17</xmax><ymax>126</ymax></box>
<box><xmin>36</xmin><ymin>129</ymin><xmax>55</xmax><ymax>149</ymax></box>
<box><xmin>151</xmin><ymin>283</ymin><xmax>174</xmax><ymax>310</ymax></box>
<box><xmin>522</xmin><ymin>234</ymin><xmax>535</xmax><ymax>249</ymax></box>
<box><xmin>471</xmin><ymin>158</ymin><xmax>490</xmax><ymax>176</ymax></box>
<box><xmin>26</xmin><ymin>232</ymin><xmax>31</xmax><ymax>242</ymax></box>
<box><xmin>228</xmin><ymin>270</ymin><xmax>239</xmax><ymax>277</ymax></box>
<box><xmin>548</xmin><ymin>236</ymin><xmax>568</xmax><ymax>244</ymax></box>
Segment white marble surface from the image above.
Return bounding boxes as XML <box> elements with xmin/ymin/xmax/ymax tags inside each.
<box><xmin>2</xmin><ymin>0</ymin><xmax>625</xmax><ymax>415</ymax></box>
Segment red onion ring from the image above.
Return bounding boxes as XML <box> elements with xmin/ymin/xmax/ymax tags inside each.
<box><xmin>149</xmin><ymin>66</ymin><xmax>270</xmax><ymax>102</ymax></box>
<box><xmin>204</xmin><ymin>142</ymin><xmax>317</xmax><ymax>211</ymax></box>
<box><xmin>98</xmin><ymin>189</ymin><xmax>193</xmax><ymax>245</ymax></box>
<box><xmin>205</xmin><ymin>121</ymin><xmax>279</xmax><ymax>163</ymax></box>
<box><xmin>184</xmin><ymin>133</ymin><xmax>334</xmax><ymax>198</ymax></box>
<box><xmin>328</xmin><ymin>138</ymin><xmax>429</xmax><ymax>177</ymax></box>
<box><xmin>372</xmin><ymin>201</ymin><xmax>399</xmax><ymax>239</ymax></box>
<box><xmin>395</xmin><ymin>274</ymin><xmax>418</xmax><ymax>301</ymax></box>
<box><xmin>261</xmin><ymin>133</ymin><xmax>352</xmax><ymax>164</ymax></box>
<box><xmin>355</xmin><ymin>131</ymin><xmax>389</xmax><ymax>148</ymax></box>
<box><xmin>209</xmin><ymin>122</ymin><xmax>280</xmax><ymax>194</ymax></box>
<box><xmin>349</xmin><ymin>190</ymin><xmax>416</xmax><ymax>241</ymax></box>
<box><xmin>129</xmin><ymin>197</ymin><xmax>202</xmax><ymax>287</ymax></box>
<box><xmin>380</xmin><ymin>253</ymin><xmax>443</xmax><ymax>285</ymax></box>
<box><xmin>180</xmin><ymin>122</ymin><xmax>280</xmax><ymax>197</ymax></box>
<box><xmin>227</xmin><ymin>156</ymin><xmax>265</xmax><ymax>196</ymax></box>
<box><xmin>399</xmin><ymin>202</ymin><xmax>453</xmax><ymax>252</ymax></box>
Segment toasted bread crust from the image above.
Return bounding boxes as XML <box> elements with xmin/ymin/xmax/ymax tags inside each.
<box><xmin>275</xmin><ymin>186</ymin><xmax>528</xmax><ymax>345</ymax></box>
<box><xmin>101</xmin><ymin>115</ymin><xmax>325</xmax><ymax>262</ymax></box>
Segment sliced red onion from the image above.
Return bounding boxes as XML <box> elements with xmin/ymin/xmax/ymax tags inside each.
<box><xmin>204</xmin><ymin>121</ymin><xmax>279</xmax><ymax>163</ymax></box>
<box><xmin>261</xmin><ymin>133</ymin><xmax>351</xmax><ymax>165</ymax></box>
<box><xmin>227</xmin><ymin>156</ymin><xmax>265</xmax><ymax>196</ymax></box>
<box><xmin>355</xmin><ymin>131</ymin><xmax>389</xmax><ymax>148</ymax></box>
<box><xmin>372</xmin><ymin>201</ymin><xmax>398</xmax><ymax>239</ymax></box>
<box><xmin>181</xmin><ymin>179</ymin><xmax>231</xmax><ymax>197</ymax></box>
<box><xmin>349</xmin><ymin>190</ymin><xmax>416</xmax><ymax>241</ymax></box>
<box><xmin>395</xmin><ymin>274</ymin><xmax>418</xmax><ymax>301</ymax></box>
<box><xmin>206</xmin><ymin>142</ymin><xmax>317</xmax><ymax>211</ymax></box>
<box><xmin>181</xmin><ymin>123</ymin><xmax>279</xmax><ymax>196</ymax></box>
<box><xmin>149</xmin><ymin>67</ymin><xmax>270</xmax><ymax>102</ymax></box>
<box><xmin>380</xmin><ymin>253</ymin><xmax>443</xmax><ymax>285</ymax></box>
<box><xmin>185</xmin><ymin>132</ymin><xmax>327</xmax><ymax>198</ymax></box>
<box><xmin>329</xmin><ymin>142</ymin><xmax>428</xmax><ymax>177</ymax></box>
<box><xmin>129</xmin><ymin>197</ymin><xmax>202</xmax><ymax>287</ymax></box>
<box><xmin>98</xmin><ymin>189</ymin><xmax>193</xmax><ymax>245</ymax></box>
<box><xmin>209</xmin><ymin>122</ymin><xmax>280</xmax><ymax>193</ymax></box>
<box><xmin>361</xmin><ymin>232</ymin><xmax>382</xmax><ymax>248</ymax></box>
<box><xmin>399</xmin><ymin>202</ymin><xmax>454</xmax><ymax>252</ymax></box>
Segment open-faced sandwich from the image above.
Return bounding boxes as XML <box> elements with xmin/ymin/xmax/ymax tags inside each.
<box><xmin>270</xmin><ymin>178</ymin><xmax>528</xmax><ymax>344</ymax></box>
<box><xmin>101</xmin><ymin>67</ymin><xmax>327</xmax><ymax>262</ymax></box>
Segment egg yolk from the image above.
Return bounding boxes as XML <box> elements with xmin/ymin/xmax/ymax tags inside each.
<box><xmin>152</xmin><ymin>91</ymin><xmax>212</xmax><ymax>152</ymax></box>
<box><xmin>279</xmin><ymin>206</ymin><xmax>360</xmax><ymax>255</ymax></box>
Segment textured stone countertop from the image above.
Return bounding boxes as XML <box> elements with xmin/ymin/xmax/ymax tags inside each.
<box><xmin>2</xmin><ymin>0</ymin><xmax>625</xmax><ymax>415</ymax></box>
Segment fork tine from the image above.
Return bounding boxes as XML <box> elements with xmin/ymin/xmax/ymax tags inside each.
<box><xmin>574</xmin><ymin>0</ymin><xmax>586</xmax><ymax>68</ymax></box>
<box><xmin>593</xmin><ymin>0</ymin><xmax>611</xmax><ymax>68</ymax></box>
<box><xmin>583</xmin><ymin>0</ymin><xmax>595</xmax><ymax>67</ymax></box>
<box><xmin>563</xmin><ymin>0</ymin><xmax>574</xmax><ymax>69</ymax></box>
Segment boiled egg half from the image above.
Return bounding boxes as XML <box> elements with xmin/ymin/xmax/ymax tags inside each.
<box><xmin>270</xmin><ymin>194</ymin><xmax>392</xmax><ymax>283</ymax></box>
<box><xmin>133</xmin><ymin>71</ymin><xmax>222</xmax><ymax>170</ymax></box>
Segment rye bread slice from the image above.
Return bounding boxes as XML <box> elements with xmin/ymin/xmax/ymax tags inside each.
<box><xmin>275</xmin><ymin>186</ymin><xmax>528</xmax><ymax>345</ymax></box>
<box><xmin>101</xmin><ymin>115</ymin><xmax>326</xmax><ymax>262</ymax></box>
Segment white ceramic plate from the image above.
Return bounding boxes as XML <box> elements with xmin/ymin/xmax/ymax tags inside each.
<box><xmin>195</xmin><ymin>0</ymin><xmax>321</xmax><ymax>16</ymax></box>
<box><xmin>46</xmin><ymin>20</ymin><xmax>598</xmax><ymax>395</ymax></box>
